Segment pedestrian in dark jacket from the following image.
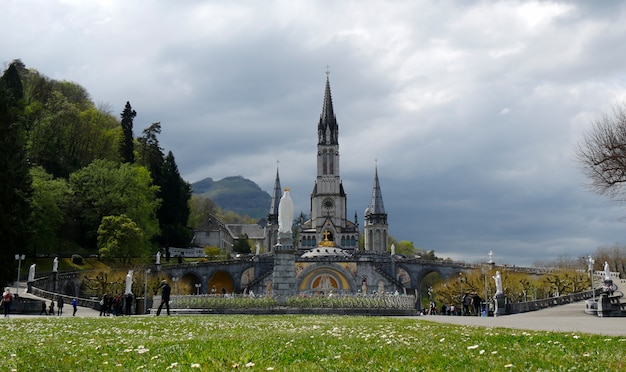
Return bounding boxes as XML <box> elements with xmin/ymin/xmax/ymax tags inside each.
<box><xmin>156</xmin><ymin>280</ymin><xmax>171</xmax><ymax>316</ymax></box>
<box><xmin>57</xmin><ymin>296</ymin><xmax>64</xmax><ymax>316</ymax></box>
<box><xmin>40</xmin><ymin>301</ymin><xmax>48</xmax><ymax>315</ymax></box>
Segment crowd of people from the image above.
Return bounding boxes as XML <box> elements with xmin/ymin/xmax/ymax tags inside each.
<box><xmin>420</xmin><ymin>292</ymin><xmax>487</xmax><ymax>316</ymax></box>
<box><xmin>98</xmin><ymin>293</ymin><xmax>134</xmax><ymax>316</ymax></box>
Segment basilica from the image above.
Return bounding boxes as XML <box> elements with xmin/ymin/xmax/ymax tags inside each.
<box><xmin>266</xmin><ymin>75</ymin><xmax>389</xmax><ymax>256</ymax></box>
<box><xmin>195</xmin><ymin>75</ymin><xmax>390</xmax><ymax>258</ymax></box>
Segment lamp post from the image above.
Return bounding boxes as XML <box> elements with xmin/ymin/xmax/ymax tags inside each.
<box><xmin>458</xmin><ymin>273</ymin><xmax>464</xmax><ymax>316</ymax></box>
<box><xmin>588</xmin><ymin>255</ymin><xmax>595</xmax><ymax>301</ymax></box>
<box><xmin>482</xmin><ymin>265</ymin><xmax>488</xmax><ymax>317</ymax></box>
<box><xmin>14</xmin><ymin>254</ymin><xmax>25</xmax><ymax>294</ymax></box>
<box><xmin>427</xmin><ymin>286</ymin><xmax>433</xmax><ymax>314</ymax></box>
<box><xmin>144</xmin><ymin>269</ymin><xmax>151</xmax><ymax>315</ymax></box>
<box><xmin>195</xmin><ymin>283</ymin><xmax>201</xmax><ymax>295</ymax></box>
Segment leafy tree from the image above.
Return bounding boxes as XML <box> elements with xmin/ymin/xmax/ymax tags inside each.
<box><xmin>577</xmin><ymin>103</ymin><xmax>626</xmax><ymax>199</ymax></box>
<box><xmin>0</xmin><ymin>61</ymin><xmax>33</xmax><ymax>287</ymax></box>
<box><xmin>21</xmin><ymin>67</ymin><xmax>120</xmax><ymax>178</ymax></box>
<box><xmin>69</xmin><ymin>159</ymin><xmax>160</xmax><ymax>249</ymax></box>
<box><xmin>233</xmin><ymin>234</ymin><xmax>252</xmax><ymax>254</ymax></box>
<box><xmin>188</xmin><ymin>195</ymin><xmax>218</xmax><ymax>228</ymax></box>
<box><xmin>203</xmin><ymin>246</ymin><xmax>228</xmax><ymax>261</ymax></box>
<box><xmin>119</xmin><ymin>101</ymin><xmax>136</xmax><ymax>164</ymax></box>
<box><xmin>137</xmin><ymin>122</ymin><xmax>164</xmax><ymax>179</ymax></box>
<box><xmin>97</xmin><ymin>214</ymin><xmax>148</xmax><ymax>264</ymax></box>
<box><xmin>77</xmin><ymin>107</ymin><xmax>122</xmax><ymax>163</ymax></box>
<box><xmin>30</xmin><ymin>166</ymin><xmax>71</xmax><ymax>256</ymax></box>
<box><xmin>390</xmin><ymin>240</ymin><xmax>418</xmax><ymax>257</ymax></box>
<box><xmin>27</xmin><ymin>90</ymin><xmax>80</xmax><ymax>177</ymax></box>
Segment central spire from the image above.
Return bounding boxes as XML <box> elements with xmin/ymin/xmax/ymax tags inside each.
<box><xmin>318</xmin><ymin>75</ymin><xmax>338</xmax><ymax>145</ymax></box>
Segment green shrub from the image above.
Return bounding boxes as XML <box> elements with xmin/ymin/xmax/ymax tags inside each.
<box><xmin>71</xmin><ymin>254</ymin><xmax>83</xmax><ymax>265</ymax></box>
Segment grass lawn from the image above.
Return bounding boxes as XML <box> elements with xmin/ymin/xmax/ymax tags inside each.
<box><xmin>1</xmin><ymin>315</ymin><xmax>624</xmax><ymax>371</ymax></box>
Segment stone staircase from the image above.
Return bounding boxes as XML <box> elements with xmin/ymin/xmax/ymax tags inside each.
<box><xmin>589</xmin><ymin>270</ymin><xmax>626</xmax><ymax>317</ymax></box>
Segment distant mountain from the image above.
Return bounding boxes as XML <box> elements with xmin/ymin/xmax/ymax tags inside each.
<box><xmin>191</xmin><ymin>176</ymin><xmax>271</xmax><ymax>220</ymax></box>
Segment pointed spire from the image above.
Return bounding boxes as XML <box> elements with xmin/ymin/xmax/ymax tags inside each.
<box><xmin>267</xmin><ymin>165</ymin><xmax>282</xmax><ymax>224</ymax></box>
<box><xmin>318</xmin><ymin>73</ymin><xmax>338</xmax><ymax>145</ymax></box>
<box><xmin>367</xmin><ymin>165</ymin><xmax>386</xmax><ymax>215</ymax></box>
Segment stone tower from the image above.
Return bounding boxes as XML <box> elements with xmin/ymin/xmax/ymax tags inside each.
<box><xmin>265</xmin><ymin>167</ymin><xmax>282</xmax><ymax>252</ymax></box>
<box><xmin>298</xmin><ymin>74</ymin><xmax>359</xmax><ymax>251</ymax></box>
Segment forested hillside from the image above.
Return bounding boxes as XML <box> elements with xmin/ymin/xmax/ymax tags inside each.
<box><xmin>191</xmin><ymin>176</ymin><xmax>271</xmax><ymax>220</ymax></box>
<box><xmin>0</xmin><ymin>60</ymin><xmax>198</xmax><ymax>286</ymax></box>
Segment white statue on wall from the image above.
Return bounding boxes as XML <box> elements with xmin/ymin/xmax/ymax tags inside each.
<box><xmin>125</xmin><ymin>270</ymin><xmax>133</xmax><ymax>294</ymax></box>
<box><xmin>278</xmin><ymin>188</ymin><xmax>294</xmax><ymax>234</ymax></box>
<box><xmin>391</xmin><ymin>244</ymin><xmax>395</xmax><ymax>255</ymax></box>
<box><xmin>28</xmin><ymin>264</ymin><xmax>36</xmax><ymax>282</ymax></box>
<box><xmin>604</xmin><ymin>261</ymin><xmax>610</xmax><ymax>281</ymax></box>
<box><xmin>52</xmin><ymin>257</ymin><xmax>58</xmax><ymax>272</ymax></box>
<box><xmin>156</xmin><ymin>251</ymin><xmax>161</xmax><ymax>265</ymax></box>
<box><xmin>493</xmin><ymin>271</ymin><xmax>503</xmax><ymax>295</ymax></box>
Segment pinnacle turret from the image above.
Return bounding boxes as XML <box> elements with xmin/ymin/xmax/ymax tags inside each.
<box><xmin>366</xmin><ymin>166</ymin><xmax>386</xmax><ymax>216</ymax></box>
<box><xmin>318</xmin><ymin>76</ymin><xmax>338</xmax><ymax>145</ymax></box>
<box><xmin>267</xmin><ymin>167</ymin><xmax>282</xmax><ymax>225</ymax></box>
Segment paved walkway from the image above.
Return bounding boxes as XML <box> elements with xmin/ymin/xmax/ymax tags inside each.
<box><xmin>5</xmin><ymin>282</ymin><xmax>624</xmax><ymax>336</ymax></box>
<box><xmin>3</xmin><ymin>281</ymin><xmax>102</xmax><ymax>319</ymax></box>
<box><xmin>416</xmin><ymin>301</ymin><xmax>626</xmax><ymax>336</ymax></box>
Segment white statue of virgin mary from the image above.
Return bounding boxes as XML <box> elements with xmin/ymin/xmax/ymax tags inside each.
<box><xmin>278</xmin><ymin>188</ymin><xmax>294</xmax><ymax>234</ymax></box>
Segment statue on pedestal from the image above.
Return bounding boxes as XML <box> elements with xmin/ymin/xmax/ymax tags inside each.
<box><xmin>28</xmin><ymin>264</ymin><xmax>36</xmax><ymax>282</ymax></box>
<box><xmin>125</xmin><ymin>270</ymin><xmax>133</xmax><ymax>294</ymax></box>
<box><xmin>156</xmin><ymin>251</ymin><xmax>161</xmax><ymax>265</ymax></box>
<box><xmin>493</xmin><ymin>271</ymin><xmax>503</xmax><ymax>295</ymax></box>
<box><xmin>278</xmin><ymin>188</ymin><xmax>294</xmax><ymax>234</ymax></box>
<box><xmin>52</xmin><ymin>257</ymin><xmax>58</xmax><ymax>272</ymax></box>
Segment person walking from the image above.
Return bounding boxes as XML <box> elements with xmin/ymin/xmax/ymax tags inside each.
<box><xmin>99</xmin><ymin>295</ymin><xmax>107</xmax><ymax>317</ymax></box>
<box><xmin>155</xmin><ymin>279</ymin><xmax>171</xmax><ymax>316</ymax></box>
<box><xmin>462</xmin><ymin>293</ymin><xmax>470</xmax><ymax>316</ymax></box>
<box><xmin>2</xmin><ymin>287</ymin><xmax>14</xmax><ymax>318</ymax></box>
<box><xmin>57</xmin><ymin>296</ymin><xmax>64</xmax><ymax>316</ymax></box>
<box><xmin>40</xmin><ymin>301</ymin><xmax>48</xmax><ymax>315</ymax></box>
<box><xmin>72</xmin><ymin>298</ymin><xmax>78</xmax><ymax>316</ymax></box>
<box><xmin>49</xmin><ymin>300</ymin><xmax>54</xmax><ymax>316</ymax></box>
<box><xmin>472</xmin><ymin>293</ymin><xmax>482</xmax><ymax>317</ymax></box>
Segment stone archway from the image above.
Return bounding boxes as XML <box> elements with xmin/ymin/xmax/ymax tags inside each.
<box><xmin>241</xmin><ymin>268</ymin><xmax>255</xmax><ymax>292</ymax></box>
<box><xmin>179</xmin><ymin>272</ymin><xmax>202</xmax><ymax>295</ymax></box>
<box><xmin>208</xmin><ymin>271</ymin><xmax>234</xmax><ymax>295</ymax></box>
<box><xmin>297</xmin><ymin>265</ymin><xmax>354</xmax><ymax>294</ymax></box>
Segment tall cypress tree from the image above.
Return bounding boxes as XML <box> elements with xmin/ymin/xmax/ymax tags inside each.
<box><xmin>158</xmin><ymin>151</ymin><xmax>192</xmax><ymax>247</ymax></box>
<box><xmin>120</xmin><ymin>101</ymin><xmax>136</xmax><ymax>163</ymax></box>
<box><xmin>0</xmin><ymin>62</ymin><xmax>33</xmax><ymax>287</ymax></box>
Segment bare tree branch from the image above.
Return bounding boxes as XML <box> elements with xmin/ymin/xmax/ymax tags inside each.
<box><xmin>576</xmin><ymin>103</ymin><xmax>626</xmax><ymax>199</ymax></box>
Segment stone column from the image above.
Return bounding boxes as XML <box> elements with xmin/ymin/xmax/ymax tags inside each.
<box><xmin>272</xmin><ymin>232</ymin><xmax>296</xmax><ymax>303</ymax></box>
<box><xmin>494</xmin><ymin>293</ymin><xmax>506</xmax><ymax>316</ymax></box>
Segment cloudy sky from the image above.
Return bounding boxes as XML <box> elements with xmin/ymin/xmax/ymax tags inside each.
<box><xmin>3</xmin><ymin>0</ymin><xmax>626</xmax><ymax>266</ymax></box>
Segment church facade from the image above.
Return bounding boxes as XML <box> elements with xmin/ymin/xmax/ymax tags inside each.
<box><xmin>265</xmin><ymin>75</ymin><xmax>388</xmax><ymax>255</ymax></box>
<box><xmin>192</xmin><ymin>76</ymin><xmax>407</xmax><ymax>296</ymax></box>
